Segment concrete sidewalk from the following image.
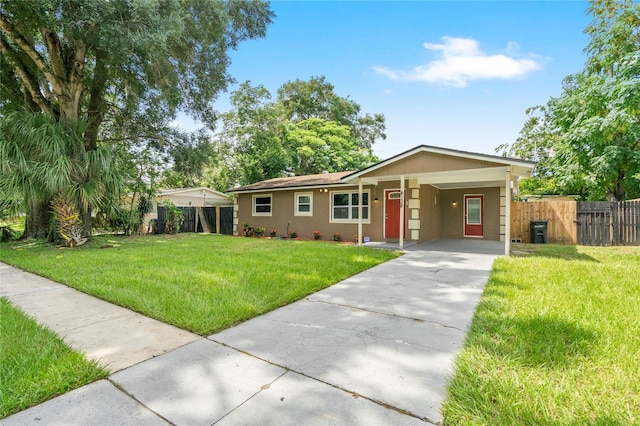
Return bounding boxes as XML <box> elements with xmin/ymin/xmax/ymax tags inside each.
<box><xmin>0</xmin><ymin>262</ymin><xmax>200</xmax><ymax>373</ymax></box>
<box><xmin>2</xmin><ymin>239</ymin><xmax>501</xmax><ymax>425</ymax></box>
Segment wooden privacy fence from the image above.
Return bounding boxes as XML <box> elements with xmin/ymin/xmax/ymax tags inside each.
<box><xmin>577</xmin><ymin>201</ymin><xmax>640</xmax><ymax>246</ymax></box>
<box><xmin>156</xmin><ymin>206</ymin><xmax>234</xmax><ymax>235</ymax></box>
<box><xmin>511</xmin><ymin>201</ymin><xmax>577</xmax><ymax>244</ymax></box>
<box><xmin>511</xmin><ymin>200</ymin><xmax>640</xmax><ymax>246</ymax></box>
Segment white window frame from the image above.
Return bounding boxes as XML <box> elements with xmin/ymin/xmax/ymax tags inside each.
<box><xmin>294</xmin><ymin>192</ymin><xmax>313</xmax><ymax>216</ymax></box>
<box><xmin>252</xmin><ymin>194</ymin><xmax>272</xmax><ymax>216</ymax></box>
<box><xmin>329</xmin><ymin>190</ymin><xmax>370</xmax><ymax>224</ymax></box>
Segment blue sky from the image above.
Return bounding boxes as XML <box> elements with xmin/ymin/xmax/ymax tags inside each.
<box><xmin>185</xmin><ymin>1</ymin><xmax>592</xmax><ymax>159</ymax></box>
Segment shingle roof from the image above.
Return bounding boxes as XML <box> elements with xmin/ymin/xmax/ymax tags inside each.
<box><xmin>228</xmin><ymin>171</ymin><xmax>354</xmax><ymax>193</ymax></box>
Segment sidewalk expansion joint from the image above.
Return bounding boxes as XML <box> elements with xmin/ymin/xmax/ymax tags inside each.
<box><xmin>305</xmin><ymin>298</ymin><xmax>464</xmax><ymax>332</ymax></box>
<box><xmin>107</xmin><ymin>378</ymin><xmax>177</xmax><ymax>425</ymax></box>
<box><xmin>207</xmin><ymin>339</ymin><xmax>439</xmax><ymax>425</ymax></box>
<box><xmin>211</xmin><ymin>370</ymin><xmax>289</xmax><ymax>425</ymax></box>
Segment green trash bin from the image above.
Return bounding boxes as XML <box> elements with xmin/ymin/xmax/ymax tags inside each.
<box><xmin>530</xmin><ymin>220</ymin><xmax>548</xmax><ymax>244</ymax></box>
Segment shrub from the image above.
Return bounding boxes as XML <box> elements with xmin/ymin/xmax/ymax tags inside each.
<box><xmin>313</xmin><ymin>230</ymin><xmax>322</xmax><ymax>240</ymax></box>
<box><xmin>289</xmin><ymin>230</ymin><xmax>298</xmax><ymax>239</ymax></box>
<box><xmin>162</xmin><ymin>200</ymin><xmax>184</xmax><ymax>234</ymax></box>
<box><xmin>270</xmin><ymin>229</ymin><xmax>277</xmax><ymax>238</ymax></box>
<box><xmin>254</xmin><ymin>227</ymin><xmax>266</xmax><ymax>237</ymax></box>
<box><xmin>332</xmin><ymin>232</ymin><xmax>342</xmax><ymax>242</ymax></box>
<box><xmin>242</xmin><ymin>222</ymin><xmax>254</xmax><ymax>237</ymax></box>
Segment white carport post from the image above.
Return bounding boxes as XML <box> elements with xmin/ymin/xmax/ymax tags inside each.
<box><xmin>505</xmin><ymin>169</ymin><xmax>512</xmax><ymax>256</ymax></box>
<box><xmin>358</xmin><ymin>178</ymin><xmax>363</xmax><ymax>246</ymax></box>
<box><xmin>399</xmin><ymin>175</ymin><xmax>405</xmax><ymax>250</ymax></box>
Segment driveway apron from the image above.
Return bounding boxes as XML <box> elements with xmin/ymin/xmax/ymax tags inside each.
<box><xmin>2</xmin><ymin>239</ymin><xmax>500</xmax><ymax>425</ymax></box>
<box><xmin>209</xmin><ymin>239</ymin><xmax>502</xmax><ymax>424</ymax></box>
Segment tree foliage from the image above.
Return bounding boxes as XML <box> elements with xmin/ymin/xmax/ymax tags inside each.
<box><xmin>215</xmin><ymin>77</ymin><xmax>383</xmax><ymax>186</ymax></box>
<box><xmin>0</xmin><ymin>0</ymin><xmax>273</xmax><ymax>238</ymax></box>
<box><xmin>498</xmin><ymin>0</ymin><xmax>640</xmax><ymax>200</ymax></box>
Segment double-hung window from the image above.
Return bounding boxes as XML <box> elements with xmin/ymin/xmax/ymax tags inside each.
<box><xmin>330</xmin><ymin>190</ymin><xmax>369</xmax><ymax>223</ymax></box>
<box><xmin>253</xmin><ymin>194</ymin><xmax>272</xmax><ymax>216</ymax></box>
<box><xmin>295</xmin><ymin>192</ymin><xmax>313</xmax><ymax>216</ymax></box>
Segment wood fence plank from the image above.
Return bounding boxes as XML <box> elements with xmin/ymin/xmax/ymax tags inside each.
<box><xmin>510</xmin><ymin>200</ymin><xmax>577</xmax><ymax>244</ymax></box>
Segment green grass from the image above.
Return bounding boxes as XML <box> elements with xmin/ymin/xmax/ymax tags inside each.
<box><xmin>0</xmin><ymin>298</ymin><xmax>108</xmax><ymax>418</ymax></box>
<box><xmin>443</xmin><ymin>244</ymin><xmax>640</xmax><ymax>425</ymax></box>
<box><xmin>0</xmin><ymin>233</ymin><xmax>398</xmax><ymax>335</ymax></box>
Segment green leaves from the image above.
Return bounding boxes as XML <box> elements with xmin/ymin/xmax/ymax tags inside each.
<box><xmin>217</xmin><ymin>77</ymin><xmax>383</xmax><ymax>186</ymax></box>
<box><xmin>503</xmin><ymin>0</ymin><xmax>640</xmax><ymax>201</ymax></box>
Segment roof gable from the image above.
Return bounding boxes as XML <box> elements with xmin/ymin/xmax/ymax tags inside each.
<box><xmin>343</xmin><ymin>145</ymin><xmax>535</xmax><ymax>182</ymax></box>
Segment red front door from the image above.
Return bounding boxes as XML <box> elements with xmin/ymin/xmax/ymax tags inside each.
<box><xmin>464</xmin><ymin>195</ymin><xmax>483</xmax><ymax>237</ymax></box>
<box><xmin>385</xmin><ymin>190</ymin><xmax>404</xmax><ymax>239</ymax></box>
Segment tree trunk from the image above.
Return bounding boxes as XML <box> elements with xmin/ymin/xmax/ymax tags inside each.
<box><xmin>80</xmin><ymin>205</ymin><xmax>92</xmax><ymax>238</ymax></box>
<box><xmin>22</xmin><ymin>199</ymin><xmax>53</xmax><ymax>241</ymax></box>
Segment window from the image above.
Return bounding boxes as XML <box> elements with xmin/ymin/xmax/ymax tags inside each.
<box><xmin>330</xmin><ymin>190</ymin><xmax>369</xmax><ymax>223</ymax></box>
<box><xmin>253</xmin><ymin>194</ymin><xmax>272</xmax><ymax>216</ymax></box>
<box><xmin>295</xmin><ymin>192</ymin><xmax>313</xmax><ymax>216</ymax></box>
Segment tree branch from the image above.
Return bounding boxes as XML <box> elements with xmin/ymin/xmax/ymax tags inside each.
<box><xmin>38</xmin><ymin>26</ymin><xmax>67</xmax><ymax>96</ymax></box>
<box><xmin>84</xmin><ymin>49</ymin><xmax>107</xmax><ymax>151</ymax></box>
<box><xmin>0</xmin><ymin>35</ymin><xmax>52</xmax><ymax>115</ymax></box>
<box><xmin>0</xmin><ymin>12</ymin><xmax>58</xmax><ymax>86</ymax></box>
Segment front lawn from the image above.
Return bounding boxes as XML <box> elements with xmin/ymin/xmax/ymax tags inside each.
<box><xmin>0</xmin><ymin>234</ymin><xmax>398</xmax><ymax>335</ymax></box>
<box><xmin>0</xmin><ymin>298</ymin><xmax>108</xmax><ymax>418</ymax></box>
<box><xmin>443</xmin><ymin>244</ymin><xmax>640</xmax><ymax>425</ymax></box>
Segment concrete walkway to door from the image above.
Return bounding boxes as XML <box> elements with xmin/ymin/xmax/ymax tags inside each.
<box><xmin>3</xmin><ymin>239</ymin><xmax>501</xmax><ymax>425</ymax></box>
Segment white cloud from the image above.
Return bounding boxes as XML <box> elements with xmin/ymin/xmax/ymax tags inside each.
<box><xmin>373</xmin><ymin>36</ymin><xmax>543</xmax><ymax>88</ymax></box>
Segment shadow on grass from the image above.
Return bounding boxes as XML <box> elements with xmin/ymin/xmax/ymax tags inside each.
<box><xmin>511</xmin><ymin>243</ymin><xmax>598</xmax><ymax>262</ymax></box>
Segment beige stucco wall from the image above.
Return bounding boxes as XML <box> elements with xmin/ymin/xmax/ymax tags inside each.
<box><xmin>363</xmin><ymin>151</ymin><xmax>504</xmax><ymax>178</ymax></box>
<box><xmin>438</xmin><ymin>187</ymin><xmax>501</xmax><ymax>241</ymax></box>
<box><xmin>236</xmin><ymin>184</ymin><xmax>502</xmax><ymax>243</ymax></box>
<box><xmin>418</xmin><ymin>184</ymin><xmax>441</xmax><ymax>243</ymax></box>
<box><xmin>237</xmin><ymin>187</ymin><xmax>379</xmax><ymax>242</ymax></box>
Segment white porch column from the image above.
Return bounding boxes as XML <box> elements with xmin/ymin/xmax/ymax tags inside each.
<box><xmin>358</xmin><ymin>179</ymin><xmax>363</xmax><ymax>246</ymax></box>
<box><xmin>399</xmin><ymin>175</ymin><xmax>405</xmax><ymax>250</ymax></box>
<box><xmin>505</xmin><ymin>169</ymin><xmax>512</xmax><ymax>256</ymax></box>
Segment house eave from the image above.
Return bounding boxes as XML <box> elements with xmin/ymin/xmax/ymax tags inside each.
<box><xmin>227</xmin><ymin>182</ymin><xmax>358</xmax><ymax>195</ymax></box>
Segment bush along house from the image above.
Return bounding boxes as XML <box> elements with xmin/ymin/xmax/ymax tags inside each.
<box><xmin>228</xmin><ymin>145</ymin><xmax>536</xmax><ymax>255</ymax></box>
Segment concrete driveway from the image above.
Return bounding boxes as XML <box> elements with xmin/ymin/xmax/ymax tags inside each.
<box><xmin>208</xmin><ymin>239</ymin><xmax>501</xmax><ymax>424</ymax></box>
<box><xmin>4</xmin><ymin>239</ymin><xmax>501</xmax><ymax>425</ymax></box>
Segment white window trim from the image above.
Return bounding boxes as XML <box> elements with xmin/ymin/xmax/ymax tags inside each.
<box><xmin>329</xmin><ymin>189</ymin><xmax>371</xmax><ymax>224</ymax></box>
<box><xmin>294</xmin><ymin>192</ymin><xmax>313</xmax><ymax>217</ymax></box>
<box><xmin>252</xmin><ymin>193</ymin><xmax>272</xmax><ymax>217</ymax></box>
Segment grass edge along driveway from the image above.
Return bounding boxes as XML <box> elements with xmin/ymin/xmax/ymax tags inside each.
<box><xmin>0</xmin><ymin>233</ymin><xmax>399</xmax><ymax>336</ymax></box>
<box><xmin>443</xmin><ymin>244</ymin><xmax>640</xmax><ymax>425</ymax></box>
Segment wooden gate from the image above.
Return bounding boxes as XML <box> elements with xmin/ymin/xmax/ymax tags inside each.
<box><xmin>577</xmin><ymin>201</ymin><xmax>640</xmax><ymax>246</ymax></box>
<box><xmin>180</xmin><ymin>207</ymin><xmax>196</xmax><ymax>233</ymax></box>
<box><xmin>613</xmin><ymin>200</ymin><xmax>640</xmax><ymax>245</ymax></box>
<box><xmin>220</xmin><ymin>206</ymin><xmax>233</xmax><ymax>235</ymax></box>
<box><xmin>156</xmin><ymin>206</ymin><xmax>196</xmax><ymax>233</ymax></box>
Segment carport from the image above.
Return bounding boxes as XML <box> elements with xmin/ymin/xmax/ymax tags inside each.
<box><xmin>343</xmin><ymin>145</ymin><xmax>537</xmax><ymax>255</ymax></box>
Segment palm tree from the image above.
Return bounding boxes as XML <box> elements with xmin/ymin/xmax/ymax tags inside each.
<box><xmin>0</xmin><ymin>111</ymin><xmax>125</xmax><ymax>241</ymax></box>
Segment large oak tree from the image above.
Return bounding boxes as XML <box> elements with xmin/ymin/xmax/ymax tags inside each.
<box><xmin>0</xmin><ymin>0</ymin><xmax>273</xmax><ymax>238</ymax></box>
